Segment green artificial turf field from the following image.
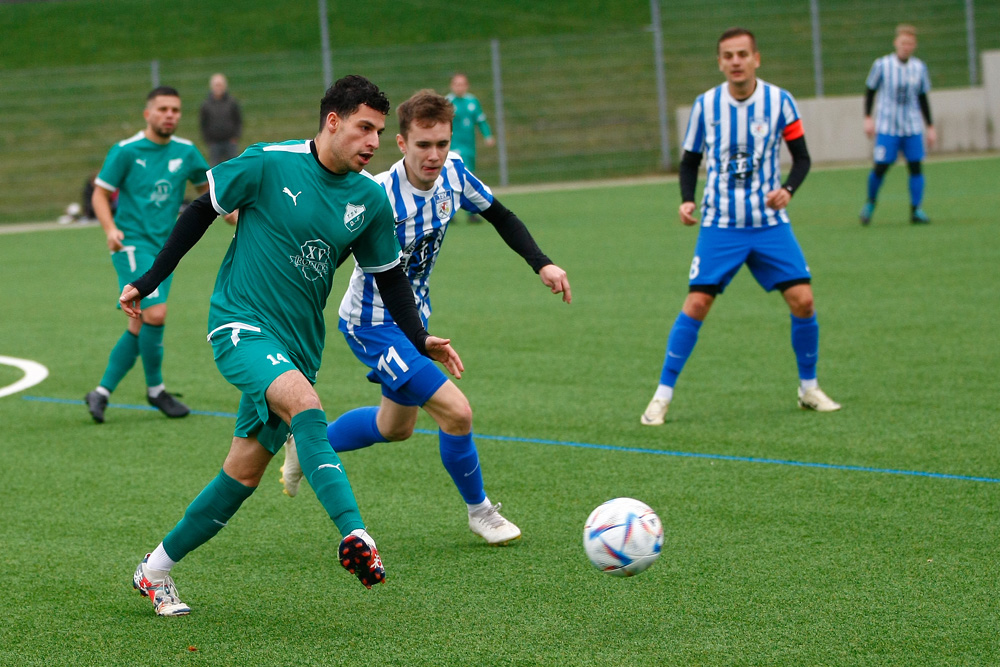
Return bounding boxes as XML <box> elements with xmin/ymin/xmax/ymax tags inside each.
<box><xmin>1</xmin><ymin>158</ymin><xmax>998</xmax><ymax>665</ymax></box>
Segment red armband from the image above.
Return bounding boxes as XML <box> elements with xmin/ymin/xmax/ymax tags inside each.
<box><xmin>783</xmin><ymin>119</ymin><xmax>804</xmax><ymax>141</ymax></box>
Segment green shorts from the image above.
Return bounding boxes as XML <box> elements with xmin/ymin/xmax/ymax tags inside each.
<box><xmin>209</xmin><ymin>324</ymin><xmax>300</xmax><ymax>454</ymax></box>
<box><xmin>111</xmin><ymin>246</ymin><xmax>173</xmax><ymax>307</ymax></box>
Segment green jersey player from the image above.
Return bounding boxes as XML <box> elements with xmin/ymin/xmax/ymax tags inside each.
<box><xmin>121</xmin><ymin>76</ymin><xmax>462</xmax><ymax>616</ymax></box>
<box><xmin>446</xmin><ymin>72</ymin><xmax>494</xmax><ymax>173</ymax></box>
<box><xmin>85</xmin><ymin>86</ymin><xmax>212</xmax><ymax>423</ymax></box>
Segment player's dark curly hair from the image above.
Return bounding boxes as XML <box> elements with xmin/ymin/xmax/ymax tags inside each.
<box><xmin>717</xmin><ymin>27</ymin><xmax>757</xmax><ymax>53</ymax></box>
<box><xmin>319</xmin><ymin>75</ymin><xmax>391</xmax><ymax>131</ymax></box>
<box><xmin>397</xmin><ymin>90</ymin><xmax>455</xmax><ymax>139</ymax></box>
<box><xmin>147</xmin><ymin>86</ymin><xmax>180</xmax><ymax>100</ymax></box>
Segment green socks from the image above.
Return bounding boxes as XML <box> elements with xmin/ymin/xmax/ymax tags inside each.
<box><xmin>162</xmin><ymin>470</ymin><xmax>254</xmax><ymax>562</ymax></box>
<box><xmin>98</xmin><ymin>330</ymin><xmax>139</xmax><ymax>392</ymax></box>
<box><xmin>138</xmin><ymin>323</ymin><xmax>165</xmax><ymax>387</ymax></box>
<box><xmin>291</xmin><ymin>409</ymin><xmax>365</xmax><ymax>536</ymax></box>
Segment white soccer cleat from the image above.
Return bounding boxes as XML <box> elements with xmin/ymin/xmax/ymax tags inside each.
<box><xmin>469</xmin><ymin>502</ymin><xmax>521</xmax><ymax>545</ymax></box>
<box><xmin>640</xmin><ymin>397</ymin><xmax>670</xmax><ymax>425</ymax></box>
<box><xmin>280</xmin><ymin>435</ymin><xmax>303</xmax><ymax>497</ymax></box>
<box><xmin>133</xmin><ymin>554</ymin><xmax>191</xmax><ymax>617</ymax></box>
<box><xmin>798</xmin><ymin>386</ymin><xmax>842</xmax><ymax>412</ymax></box>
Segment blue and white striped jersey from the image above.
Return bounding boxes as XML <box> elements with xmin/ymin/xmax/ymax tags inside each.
<box><xmin>338</xmin><ymin>152</ymin><xmax>493</xmax><ymax>327</ymax></box>
<box><xmin>866</xmin><ymin>54</ymin><xmax>931</xmax><ymax>136</ymax></box>
<box><xmin>683</xmin><ymin>80</ymin><xmax>803</xmax><ymax>229</ymax></box>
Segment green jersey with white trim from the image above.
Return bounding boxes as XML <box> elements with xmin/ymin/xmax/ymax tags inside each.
<box><xmin>206</xmin><ymin>140</ymin><xmax>401</xmax><ymax>381</ymax></box>
<box><xmin>445</xmin><ymin>93</ymin><xmax>492</xmax><ymax>155</ymax></box>
<box><xmin>95</xmin><ymin>131</ymin><xmax>209</xmax><ymax>255</ymax></box>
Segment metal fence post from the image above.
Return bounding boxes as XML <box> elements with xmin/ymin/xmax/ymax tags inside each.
<box><xmin>490</xmin><ymin>38</ymin><xmax>509</xmax><ymax>187</ymax></box>
<box><xmin>650</xmin><ymin>0</ymin><xmax>671</xmax><ymax>170</ymax></box>
<box><xmin>810</xmin><ymin>0</ymin><xmax>824</xmax><ymax>96</ymax></box>
<box><xmin>966</xmin><ymin>0</ymin><xmax>978</xmax><ymax>85</ymax></box>
<box><xmin>151</xmin><ymin>59</ymin><xmax>160</xmax><ymax>88</ymax></box>
<box><xmin>318</xmin><ymin>0</ymin><xmax>333</xmax><ymax>88</ymax></box>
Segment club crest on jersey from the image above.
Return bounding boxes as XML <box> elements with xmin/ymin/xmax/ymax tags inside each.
<box><xmin>750</xmin><ymin>119</ymin><xmax>769</xmax><ymax>139</ymax></box>
<box><xmin>289</xmin><ymin>239</ymin><xmax>331</xmax><ymax>281</ymax></box>
<box><xmin>149</xmin><ymin>179</ymin><xmax>172</xmax><ymax>207</ymax></box>
<box><xmin>434</xmin><ymin>191</ymin><xmax>452</xmax><ymax>220</ymax></box>
<box><xmin>344</xmin><ymin>203</ymin><xmax>366</xmax><ymax>232</ymax></box>
<box><xmin>168</xmin><ymin>158</ymin><xmax>184</xmax><ymax>173</ymax></box>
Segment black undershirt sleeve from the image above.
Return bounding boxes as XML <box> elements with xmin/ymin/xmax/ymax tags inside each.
<box><xmin>864</xmin><ymin>87</ymin><xmax>876</xmax><ymax>117</ymax></box>
<box><xmin>679</xmin><ymin>150</ymin><xmax>703</xmax><ymax>203</ymax></box>
<box><xmin>782</xmin><ymin>136</ymin><xmax>811</xmax><ymax>195</ymax></box>
<box><xmin>478</xmin><ymin>199</ymin><xmax>552</xmax><ymax>273</ymax></box>
<box><xmin>131</xmin><ymin>192</ymin><xmax>217</xmax><ymax>297</ymax></box>
<box><xmin>918</xmin><ymin>93</ymin><xmax>933</xmax><ymax>126</ymax></box>
<box><xmin>373</xmin><ymin>265</ymin><xmax>429</xmax><ymax>354</ymax></box>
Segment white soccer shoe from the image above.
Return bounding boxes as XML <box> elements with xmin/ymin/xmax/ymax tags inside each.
<box><xmin>798</xmin><ymin>386</ymin><xmax>842</xmax><ymax>412</ymax></box>
<box><xmin>133</xmin><ymin>554</ymin><xmax>191</xmax><ymax>617</ymax></box>
<box><xmin>640</xmin><ymin>397</ymin><xmax>670</xmax><ymax>425</ymax></box>
<box><xmin>280</xmin><ymin>435</ymin><xmax>303</xmax><ymax>497</ymax></box>
<box><xmin>469</xmin><ymin>503</ymin><xmax>521</xmax><ymax>545</ymax></box>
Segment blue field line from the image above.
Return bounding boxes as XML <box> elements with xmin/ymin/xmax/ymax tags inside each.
<box><xmin>24</xmin><ymin>396</ymin><xmax>999</xmax><ymax>484</ymax></box>
<box><xmin>412</xmin><ymin>429</ymin><xmax>1000</xmax><ymax>484</ymax></box>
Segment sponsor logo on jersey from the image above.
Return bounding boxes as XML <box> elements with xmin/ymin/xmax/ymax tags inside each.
<box><xmin>434</xmin><ymin>191</ymin><xmax>452</xmax><ymax>220</ymax></box>
<box><xmin>135</xmin><ymin>159</ymin><xmax>147</xmax><ymax>168</ymax></box>
<box><xmin>150</xmin><ymin>179</ymin><xmax>172</xmax><ymax>207</ymax></box>
<box><xmin>722</xmin><ymin>149</ymin><xmax>757</xmax><ymax>185</ymax></box>
<box><xmin>289</xmin><ymin>239</ymin><xmax>331</xmax><ymax>281</ymax></box>
<box><xmin>168</xmin><ymin>158</ymin><xmax>183</xmax><ymax>173</ymax></box>
<box><xmin>282</xmin><ymin>187</ymin><xmax>302</xmax><ymax>206</ymax></box>
<box><xmin>344</xmin><ymin>203</ymin><xmax>366</xmax><ymax>232</ymax></box>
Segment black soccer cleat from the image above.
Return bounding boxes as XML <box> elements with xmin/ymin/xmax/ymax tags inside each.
<box><xmin>85</xmin><ymin>390</ymin><xmax>108</xmax><ymax>423</ymax></box>
<box><xmin>147</xmin><ymin>390</ymin><xmax>190</xmax><ymax>418</ymax></box>
<box><xmin>339</xmin><ymin>531</ymin><xmax>385</xmax><ymax>589</ymax></box>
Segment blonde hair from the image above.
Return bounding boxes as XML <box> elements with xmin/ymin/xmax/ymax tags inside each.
<box><xmin>895</xmin><ymin>24</ymin><xmax>917</xmax><ymax>38</ymax></box>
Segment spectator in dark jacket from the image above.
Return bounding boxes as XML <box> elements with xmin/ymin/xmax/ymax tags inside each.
<box><xmin>199</xmin><ymin>73</ymin><xmax>242</xmax><ymax>165</ymax></box>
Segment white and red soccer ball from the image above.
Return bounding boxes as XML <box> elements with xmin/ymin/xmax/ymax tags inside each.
<box><xmin>583</xmin><ymin>497</ymin><xmax>663</xmax><ymax>577</ymax></box>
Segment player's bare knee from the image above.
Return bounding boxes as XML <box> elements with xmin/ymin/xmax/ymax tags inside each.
<box><xmin>141</xmin><ymin>304</ymin><xmax>167</xmax><ymax>326</ymax></box>
<box><xmin>381</xmin><ymin>421</ymin><xmax>415</xmax><ymax>442</ymax></box>
<box><xmin>682</xmin><ymin>292</ymin><xmax>713</xmax><ymax>320</ymax></box>
<box><xmin>435</xmin><ymin>399</ymin><xmax>472</xmax><ymax>435</ymax></box>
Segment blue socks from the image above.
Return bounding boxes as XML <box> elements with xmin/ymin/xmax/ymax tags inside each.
<box><xmin>326</xmin><ymin>406</ymin><xmax>387</xmax><ymax>452</ymax></box>
<box><xmin>790</xmin><ymin>313</ymin><xmax>819</xmax><ymax>381</ymax></box>
<box><xmin>659</xmin><ymin>312</ymin><xmax>703</xmax><ymax>387</ymax></box>
<box><xmin>439</xmin><ymin>430</ymin><xmax>486</xmax><ymax>505</ymax></box>
<box><xmin>162</xmin><ymin>469</ymin><xmax>254</xmax><ymax>562</ymax></box>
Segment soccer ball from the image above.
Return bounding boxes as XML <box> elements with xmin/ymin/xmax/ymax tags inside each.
<box><xmin>583</xmin><ymin>497</ymin><xmax>663</xmax><ymax>577</ymax></box>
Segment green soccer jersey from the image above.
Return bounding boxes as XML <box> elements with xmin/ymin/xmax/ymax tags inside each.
<box><xmin>95</xmin><ymin>131</ymin><xmax>209</xmax><ymax>255</ymax></box>
<box><xmin>206</xmin><ymin>140</ymin><xmax>402</xmax><ymax>381</ymax></box>
<box><xmin>446</xmin><ymin>93</ymin><xmax>492</xmax><ymax>155</ymax></box>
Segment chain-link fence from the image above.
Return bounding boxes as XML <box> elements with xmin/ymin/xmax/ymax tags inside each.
<box><xmin>1</xmin><ymin>0</ymin><xmax>997</xmax><ymax>223</ymax></box>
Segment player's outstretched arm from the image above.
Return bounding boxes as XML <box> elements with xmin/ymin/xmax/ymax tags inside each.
<box><xmin>538</xmin><ymin>264</ymin><xmax>572</xmax><ymax>304</ymax></box>
<box><xmin>119</xmin><ymin>192</ymin><xmax>218</xmax><ymax>317</ymax></box>
<box><xmin>373</xmin><ymin>265</ymin><xmax>464</xmax><ymax>376</ymax></box>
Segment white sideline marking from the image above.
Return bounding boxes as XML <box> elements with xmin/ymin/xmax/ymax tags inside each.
<box><xmin>0</xmin><ymin>356</ymin><xmax>49</xmax><ymax>398</ymax></box>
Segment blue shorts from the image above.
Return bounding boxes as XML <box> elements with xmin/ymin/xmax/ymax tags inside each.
<box><xmin>209</xmin><ymin>324</ymin><xmax>301</xmax><ymax>453</ymax></box>
<box><xmin>111</xmin><ymin>246</ymin><xmax>173</xmax><ymax>308</ymax></box>
<box><xmin>874</xmin><ymin>133</ymin><xmax>924</xmax><ymax>164</ymax></box>
<box><xmin>339</xmin><ymin>319</ymin><xmax>447</xmax><ymax>407</ymax></box>
<box><xmin>688</xmin><ymin>223</ymin><xmax>810</xmax><ymax>294</ymax></box>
